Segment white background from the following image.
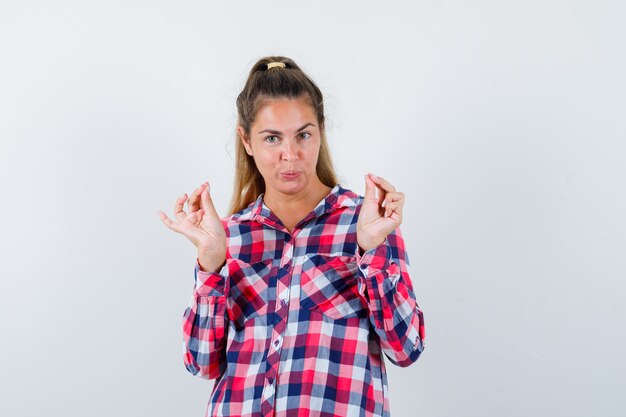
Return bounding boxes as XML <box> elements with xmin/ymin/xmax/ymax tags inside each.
<box><xmin>1</xmin><ymin>1</ymin><xmax>624</xmax><ymax>416</ymax></box>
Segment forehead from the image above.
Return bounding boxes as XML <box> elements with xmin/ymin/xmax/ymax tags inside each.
<box><xmin>253</xmin><ymin>97</ymin><xmax>317</xmax><ymax>130</ymax></box>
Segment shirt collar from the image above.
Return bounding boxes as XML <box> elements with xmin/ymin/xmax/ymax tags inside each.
<box><xmin>232</xmin><ymin>183</ymin><xmax>359</xmax><ymax>223</ymax></box>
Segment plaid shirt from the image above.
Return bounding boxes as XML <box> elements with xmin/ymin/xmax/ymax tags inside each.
<box><xmin>182</xmin><ymin>184</ymin><xmax>426</xmax><ymax>417</ymax></box>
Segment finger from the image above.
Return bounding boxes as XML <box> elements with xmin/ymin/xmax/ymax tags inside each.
<box><xmin>174</xmin><ymin>194</ymin><xmax>188</xmax><ymax>222</ymax></box>
<box><xmin>384</xmin><ymin>201</ymin><xmax>403</xmax><ymax>218</ymax></box>
<box><xmin>158</xmin><ymin>210</ymin><xmax>182</xmax><ymax>233</ymax></box>
<box><xmin>382</xmin><ymin>191</ymin><xmax>404</xmax><ymax>208</ymax></box>
<box><xmin>370</xmin><ymin>174</ymin><xmax>397</xmax><ymax>194</ymax></box>
<box><xmin>187</xmin><ymin>184</ymin><xmax>205</xmax><ymax>213</ymax></box>
<box><xmin>188</xmin><ymin>208</ymin><xmax>204</xmax><ymax>226</ymax></box>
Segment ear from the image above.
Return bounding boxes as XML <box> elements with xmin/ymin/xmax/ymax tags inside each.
<box><xmin>237</xmin><ymin>126</ymin><xmax>253</xmax><ymax>156</ymax></box>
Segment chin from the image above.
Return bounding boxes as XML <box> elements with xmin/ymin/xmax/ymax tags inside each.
<box><xmin>278</xmin><ymin>183</ymin><xmax>305</xmax><ymax>194</ymax></box>
<box><xmin>270</xmin><ymin>178</ymin><xmax>307</xmax><ymax>194</ymax></box>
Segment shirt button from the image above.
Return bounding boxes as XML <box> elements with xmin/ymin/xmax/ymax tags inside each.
<box><xmin>273</xmin><ymin>335</ymin><xmax>283</xmax><ymax>350</ymax></box>
<box><xmin>279</xmin><ymin>288</ymin><xmax>290</xmax><ymax>307</ymax></box>
<box><xmin>268</xmin><ymin>377</ymin><xmax>274</xmax><ymax>384</ymax></box>
<box><xmin>285</xmin><ymin>234</ymin><xmax>291</xmax><ymax>242</ymax></box>
<box><xmin>282</xmin><ymin>262</ymin><xmax>290</xmax><ymax>270</ymax></box>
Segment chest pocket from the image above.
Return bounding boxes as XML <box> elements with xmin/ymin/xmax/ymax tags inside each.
<box><xmin>299</xmin><ymin>254</ymin><xmax>368</xmax><ymax>320</ymax></box>
<box><xmin>226</xmin><ymin>258</ymin><xmax>274</xmax><ymax>330</ymax></box>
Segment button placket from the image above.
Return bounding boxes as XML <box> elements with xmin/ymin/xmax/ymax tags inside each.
<box><xmin>278</xmin><ymin>287</ymin><xmax>290</xmax><ymax>308</ymax></box>
<box><xmin>261</xmin><ymin>236</ymin><xmax>292</xmax><ymax>413</ymax></box>
<box><xmin>281</xmin><ymin>243</ymin><xmax>293</xmax><ymax>270</ymax></box>
<box><xmin>272</xmin><ymin>334</ymin><xmax>283</xmax><ymax>351</ymax></box>
<box><xmin>263</xmin><ymin>381</ymin><xmax>275</xmax><ymax>399</ymax></box>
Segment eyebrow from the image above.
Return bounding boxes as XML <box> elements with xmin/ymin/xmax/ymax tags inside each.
<box><xmin>258</xmin><ymin>123</ymin><xmax>315</xmax><ymax>135</ymax></box>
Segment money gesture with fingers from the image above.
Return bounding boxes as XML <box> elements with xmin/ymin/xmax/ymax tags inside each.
<box><xmin>158</xmin><ymin>181</ymin><xmax>227</xmax><ymax>273</ymax></box>
<box><xmin>356</xmin><ymin>173</ymin><xmax>405</xmax><ymax>253</ymax></box>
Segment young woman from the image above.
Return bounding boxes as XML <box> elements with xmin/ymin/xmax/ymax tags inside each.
<box><xmin>158</xmin><ymin>56</ymin><xmax>426</xmax><ymax>417</ymax></box>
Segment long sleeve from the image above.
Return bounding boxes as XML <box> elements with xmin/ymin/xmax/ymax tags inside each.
<box><xmin>355</xmin><ymin>227</ymin><xmax>426</xmax><ymax>367</ymax></box>
<box><xmin>181</xmin><ymin>258</ymin><xmax>229</xmax><ymax>380</ymax></box>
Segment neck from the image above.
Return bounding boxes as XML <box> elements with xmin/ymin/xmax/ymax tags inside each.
<box><xmin>263</xmin><ymin>180</ymin><xmax>333</xmax><ymax>229</ymax></box>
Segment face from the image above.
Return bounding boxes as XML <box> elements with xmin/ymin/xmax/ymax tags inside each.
<box><xmin>238</xmin><ymin>96</ymin><xmax>323</xmax><ymax>198</ymax></box>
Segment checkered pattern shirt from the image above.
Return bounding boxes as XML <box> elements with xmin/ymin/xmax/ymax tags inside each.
<box><xmin>182</xmin><ymin>184</ymin><xmax>426</xmax><ymax>417</ymax></box>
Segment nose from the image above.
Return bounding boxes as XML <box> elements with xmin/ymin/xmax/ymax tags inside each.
<box><xmin>281</xmin><ymin>140</ymin><xmax>297</xmax><ymax>162</ymax></box>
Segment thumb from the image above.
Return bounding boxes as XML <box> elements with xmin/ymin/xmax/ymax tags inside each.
<box><xmin>201</xmin><ymin>182</ymin><xmax>220</xmax><ymax>220</ymax></box>
<box><xmin>364</xmin><ymin>173</ymin><xmax>376</xmax><ymax>201</ymax></box>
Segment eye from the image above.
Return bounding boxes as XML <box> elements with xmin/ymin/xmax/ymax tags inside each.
<box><xmin>264</xmin><ymin>135</ymin><xmax>279</xmax><ymax>143</ymax></box>
<box><xmin>299</xmin><ymin>132</ymin><xmax>311</xmax><ymax>140</ymax></box>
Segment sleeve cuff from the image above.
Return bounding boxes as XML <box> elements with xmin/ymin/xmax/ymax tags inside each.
<box><xmin>356</xmin><ymin>238</ymin><xmax>392</xmax><ymax>277</ymax></box>
<box><xmin>194</xmin><ymin>258</ymin><xmax>227</xmax><ymax>297</ymax></box>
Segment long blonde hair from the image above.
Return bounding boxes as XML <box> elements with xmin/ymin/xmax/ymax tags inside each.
<box><xmin>227</xmin><ymin>56</ymin><xmax>338</xmax><ymax>215</ymax></box>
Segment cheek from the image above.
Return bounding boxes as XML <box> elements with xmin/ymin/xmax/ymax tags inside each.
<box><xmin>253</xmin><ymin>151</ymin><xmax>279</xmax><ymax>172</ymax></box>
<box><xmin>305</xmin><ymin>144</ymin><xmax>321</xmax><ymax>163</ymax></box>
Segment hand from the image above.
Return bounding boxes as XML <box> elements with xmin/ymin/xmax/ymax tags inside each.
<box><xmin>356</xmin><ymin>173</ymin><xmax>405</xmax><ymax>253</ymax></box>
<box><xmin>158</xmin><ymin>181</ymin><xmax>227</xmax><ymax>272</ymax></box>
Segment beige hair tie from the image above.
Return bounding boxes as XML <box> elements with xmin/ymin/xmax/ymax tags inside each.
<box><xmin>267</xmin><ymin>62</ymin><xmax>286</xmax><ymax>69</ymax></box>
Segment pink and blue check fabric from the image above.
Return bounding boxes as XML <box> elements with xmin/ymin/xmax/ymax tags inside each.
<box><xmin>182</xmin><ymin>184</ymin><xmax>426</xmax><ymax>417</ymax></box>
